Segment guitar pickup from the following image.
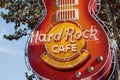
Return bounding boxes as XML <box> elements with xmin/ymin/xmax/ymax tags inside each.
<box><xmin>56</xmin><ymin>9</ymin><xmax>79</xmax><ymax>21</ymax></box>
<box><xmin>56</xmin><ymin>0</ymin><xmax>78</xmax><ymax>6</ymax></box>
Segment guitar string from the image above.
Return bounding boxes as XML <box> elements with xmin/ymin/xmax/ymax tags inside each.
<box><xmin>69</xmin><ymin>0</ymin><xmax>71</xmax><ymax>20</ymax></box>
<box><xmin>65</xmin><ymin>0</ymin><xmax>66</xmax><ymax>20</ymax></box>
<box><xmin>71</xmin><ymin>0</ymin><xmax>73</xmax><ymax>20</ymax></box>
<box><xmin>68</xmin><ymin>0</ymin><xmax>69</xmax><ymax>20</ymax></box>
<box><xmin>59</xmin><ymin>0</ymin><xmax>61</xmax><ymax>20</ymax></box>
<box><xmin>63</xmin><ymin>0</ymin><xmax>66</xmax><ymax>20</ymax></box>
<box><xmin>67</xmin><ymin>0</ymin><xmax>69</xmax><ymax>19</ymax></box>
<box><xmin>62</xmin><ymin>0</ymin><xmax>63</xmax><ymax>20</ymax></box>
<box><xmin>60</xmin><ymin>0</ymin><xmax>62</xmax><ymax>20</ymax></box>
<box><xmin>69</xmin><ymin>0</ymin><xmax>70</xmax><ymax>20</ymax></box>
<box><xmin>72</xmin><ymin>0</ymin><xmax>74</xmax><ymax>20</ymax></box>
<box><xmin>60</xmin><ymin>0</ymin><xmax>63</xmax><ymax>20</ymax></box>
<box><xmin>59</xmin><ymin>0</ymin><xmax>61</xmax><ymax>21</ymax></box>
<box><xmin>66</xmin><ymin>0</ymin><xmax>67</xmax><ymax>20</ymax></box>
<box><xmin>71</xmin><ymin>0</ymin><xmax>72</xmax><ymax>20</ymax></box>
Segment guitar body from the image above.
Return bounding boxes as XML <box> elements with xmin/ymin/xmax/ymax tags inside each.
<box><xmin>27</xmin><ymin>0</ymin><xmax>112</xmax><ymax>80</ymax></box>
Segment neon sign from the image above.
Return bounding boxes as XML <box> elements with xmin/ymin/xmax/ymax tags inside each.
<box><xmin>26</xmin><ymin>0</ymin><xmax>114</xmax><ymax>80</ymax></box>
<box><xmin>29</xmin><ymin>21</ymin><xmax>99</xmax><ymax>70</ymax></box>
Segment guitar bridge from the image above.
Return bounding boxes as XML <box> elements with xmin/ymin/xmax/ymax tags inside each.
<box><xmin>56</xmin><ymin>9</ymin><xmax>79</xmax><ymax>21</ymax></box>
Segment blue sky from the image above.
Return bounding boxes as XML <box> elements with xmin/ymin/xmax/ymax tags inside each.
<box><xmin>0</xmin><ymin>9</ymin><xmax>29</xmax><ymax>80</ymax></box>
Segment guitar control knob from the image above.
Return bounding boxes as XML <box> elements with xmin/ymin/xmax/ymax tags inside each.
<box><xmin>76</xmin><ymin>72</ymin><xmax>81</xmax><ymax>78</ymax></box>
<box><xmin>88</xmin><ymin>66</ymin><xmax>94</xmax><ymax>73</ymax></box>
<box><xmin>97</xmin><ymin>56</ymin><xmax>103</xmax><ymax>62</ymax></box>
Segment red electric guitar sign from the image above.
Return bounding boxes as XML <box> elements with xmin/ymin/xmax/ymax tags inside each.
<box><xmin>27</xmin><ymin>0</ymin><xmax>113</xmax><ymax>80</ymax></box>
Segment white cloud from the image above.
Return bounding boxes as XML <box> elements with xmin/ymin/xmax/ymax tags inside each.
<box><xmin>0</xmin><ymin>47</ymin><xmax>17</xmax><ymax>55</ymax></box>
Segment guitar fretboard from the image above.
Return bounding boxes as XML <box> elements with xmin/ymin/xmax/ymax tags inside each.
<box><xmin>56</xmin><ymin>0</ymin><xmax>79</xmax><ymax>21</ymax></box>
